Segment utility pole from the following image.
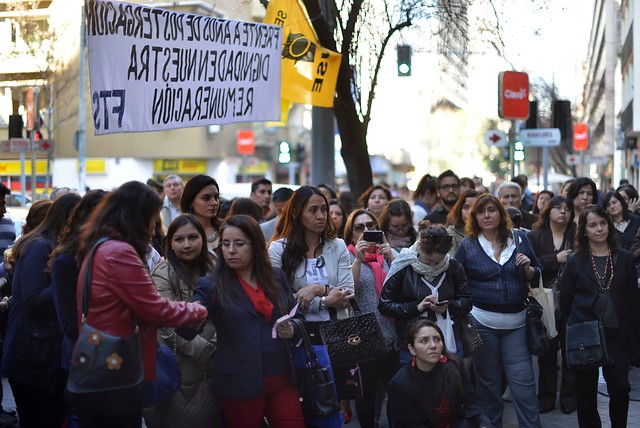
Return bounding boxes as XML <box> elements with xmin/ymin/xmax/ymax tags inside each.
<box><xmin>78</xmin><ymin>6</ymin><xmax>87</xmax><ymax>195</ymax></box>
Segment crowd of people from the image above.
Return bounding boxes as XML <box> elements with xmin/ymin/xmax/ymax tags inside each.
<box><xmin>0</xmin><ymin>170</ymin><xmax>637</xmax><ymax>428</ymax></box>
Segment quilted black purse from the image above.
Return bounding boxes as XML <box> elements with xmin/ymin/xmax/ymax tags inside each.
<box><xmin>460</xmin><ymin>314</ymin><xmax>483</xmax><ymax>357</ymax></box>
<box><xmin>290</xmin><ymin>319</ymin><xmax>341</xmax><ymax>418</ymax></box>
<box><xmin>319</xmin><ymin>299</ymin><xmax>388</xmax><ymax>367</ymax></box>
<box><xmin>67</xmin><ymin>237</ymin><xmax>144</xmax><ymax>394</ymax></box>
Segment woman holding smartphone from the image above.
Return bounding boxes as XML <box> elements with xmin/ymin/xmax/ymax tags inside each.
<box><xmin>379</xmin><ymin>222</ymin><xmax>472</xmax><ymax>364</ymax></box>
<box><xmin>344</xmin><ymin>209</ymin><xmax>397</xmax><ymax>428</ymax></box>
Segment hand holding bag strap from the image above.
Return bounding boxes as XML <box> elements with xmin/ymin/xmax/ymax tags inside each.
<box><xmin>80</xmin><ymin>236</ymin><xmax>112</xmax><ymax>318</ymax></box>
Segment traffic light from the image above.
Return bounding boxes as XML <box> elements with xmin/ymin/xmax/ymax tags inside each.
<box><xmin>513</xmin><ymin>140</ymin><xmax>525</xmax><ymax>161</ymax></box>
<box><xmin>8</xmin><ymin>114</ymin><xmax>23</xmax><ymax>138</ymax></box>
<box><xmin>397</xmin><ymin>45</ymin><xmax>411</xmax><ymax>77</ymax></box>
<box><xmin>278</xmin><ymin>141</ymin><xmax>291</xmax><ymax>164</ymax></box>
<box><xmin>34</xmin><ymin>131</ymin><xmax>43</xmax><ymax>141</ymax></box>
<box><xmin>295</xmin><ymin>143</ymin><xmax>306</xmax><ymax>162</ymax></box>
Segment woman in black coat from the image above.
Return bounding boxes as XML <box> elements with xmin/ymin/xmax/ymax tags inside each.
<box><xmin>387</xmin><ymin>319</ymin><xmax>492</xmax><ymax>428</ymax></box>
<box><xmin>527</xmin><ymin>195</ymin><xmax>576</xmax><ymax>414</ymax></box>
<box><xmin>560</xmin><ymin>205</ymin><xmax>638</xmax><ymax>428</ymax></box>
<box><xmin>379</xmin><ymin>224</ymin><xmax>472</xmax><ymax>363</ymax></box>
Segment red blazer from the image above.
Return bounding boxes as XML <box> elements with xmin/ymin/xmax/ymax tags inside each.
<box><xmin>76</xmin><ymin>239</ymin><xmax>202</xmax><ymax>380</ymax></box>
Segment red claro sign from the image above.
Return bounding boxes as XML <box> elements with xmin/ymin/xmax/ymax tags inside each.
<box><xmin>499</xmin><ymin>71</ymin><xmax>529</xmax><ymax>120</ymax></box>
<box><xmin>573</xmin><ymin>122</ymin><xmax>588</xmax><ymax>151</ymax></box>
<box><xmin>237</xmin><ymin>129</ymin><xmax>255</xmax><ymax>155</ymax></box>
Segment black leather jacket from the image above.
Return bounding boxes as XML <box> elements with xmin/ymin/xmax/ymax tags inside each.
<box><xmin>379</xmin><ymin>257</ymin><xmax>472</xmax><ymax>350</ymax></box>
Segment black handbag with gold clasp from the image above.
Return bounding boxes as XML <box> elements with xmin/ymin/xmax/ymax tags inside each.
<box><xmin>319</xmin><ymin>299</ymin><xmax>388</xmax><ymax>367</ymax></box>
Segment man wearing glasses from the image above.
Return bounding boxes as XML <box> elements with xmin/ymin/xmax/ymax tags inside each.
<box><xmin>424</xmin><ymin>170</ymin><xmax>461</xmax><ymax>225</ymax></box>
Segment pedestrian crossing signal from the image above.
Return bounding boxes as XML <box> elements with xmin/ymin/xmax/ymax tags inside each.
<box><xmin>514</xmin><ymin>141</ymin><xmax>525</xmax><ymax>161</ymax></box>
<box><xmin>397</xmin><ymin>45</ymin><xmax>411</xmax><ymax>77</ymax></box>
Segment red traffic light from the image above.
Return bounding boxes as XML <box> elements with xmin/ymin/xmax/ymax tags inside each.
<box><xmin>34</xmin><ymin>131</ymin><xmax>43</xmax><ymax>141</ymax></box>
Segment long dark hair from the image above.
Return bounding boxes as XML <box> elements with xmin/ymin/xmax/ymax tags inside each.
<box><xmin>532</xmin><ymin>195</ymin><xmax>574</xmax><ymax>231</ymax></box>
<box><xmin>165</xmin><ymin>214</ymin><xmax>213</xmax><ymax>289</ymax></box>
<box><xmin>532</xmin><ymin>190</ymin><xmax>554</xmax><ymax>215</ymax></box>
<box><xmin>379</xmin><ymin>198</ymin><xmax>418</xmax><ymax>242</ymax></box>
<box><xmin>602</xmin><ymin>191</ymin><xmax>630</xmax><ymax>221</ymax></box>
<box><xmin>575</xmin><ymin>204</ymin><xmax>619</xmax><ymax>255</ymax></box>
<box><xmin>406</xmin><ymin>319</ymin><xmax>463</xmax><ymax>409</ymax></box>
<box><xmin>272</xmin><ymin>186</ymin><xmax>336</xmax><ymax>284</ymax></box>
<box><xmin>356</xmin><ymin>184</ymin><xmax>392</xmax><ymax>210</ymax></box>
<box><xmin>180</xmin><ymin>175</ymin><xmax>221</xmax><ymax>230</ymax></box>
<box><xmin>22</xmin><ymin>198</ymin><xmax>52</xmax><ymax>235</ymax></box>
<box><xmin>13</xmin><ymin>193</ymin><xmax>81</xmax><ymax>262</ymax></box>
<box><xmin>77</xmin><ymin>181</ymin><xmax>162</xmax><ymax>262</ymax></box>
<box><xmin>465</xmin><ymin>193</ymin><xmax>512</xmax><ymax>249</ymax></box>
<box><xmin>47</xmin><ymin>190</ymin><xmax>107</xmax><ymax>272</ymax></box>
<box><xmin>446</xmin><ymin>189</ymin><xmax>478</xmax><ymax>229</ymax></box>
<box><xmin>214</xmin><ymin>215</ymin><xmax>283</xmax><ymax>314</ymax></box>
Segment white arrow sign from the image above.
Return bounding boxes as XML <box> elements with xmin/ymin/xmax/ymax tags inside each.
<box><xmin>485</xmin><ymin>130</ymin><xmax>507</xmax><ymax>147</ymax></box>
<box><xmin>517</xmin><ymin>128</ymin><xmax>561</xmax><ymax>147</ymax></box>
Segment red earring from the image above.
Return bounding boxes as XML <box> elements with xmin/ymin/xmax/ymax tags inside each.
<box><xmin>439</xmin><ymin>354</ymin><xmax>447</xmax><ymax>363</ymax></box>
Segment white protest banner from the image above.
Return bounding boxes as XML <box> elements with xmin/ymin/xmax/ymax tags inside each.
<box><xmin>85</xmin><ymin>0</ymin><xmax>282</xmax><ymax>135</ymax></box>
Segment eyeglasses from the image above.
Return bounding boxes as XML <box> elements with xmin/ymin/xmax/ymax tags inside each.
<box><xmin>353</xmin><ymin>221</ymin><xmax>376</xmax><ymax>233</ymax></box>
<box><xmin>220</xmin><ymin>240</ymin><xmax>250</xmax><ymax>250</ymax></box>
<box><xmin>439</xmin><ymin>184</ymin><xmax>460</xmax><ymax>191</ymax></box>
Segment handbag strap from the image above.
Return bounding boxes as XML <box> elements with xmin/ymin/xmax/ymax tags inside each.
<box><xmin>80</xmin><ymin>237</ymin><xmax>112</xmax><ymax>319</ymax></box>
<box><xmin>290</xmin><ymin>318</ymin><xmax>321</xmax><ymax>368</ymax></box>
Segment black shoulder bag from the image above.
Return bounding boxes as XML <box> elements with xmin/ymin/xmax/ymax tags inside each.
<box><xmin>67</xmin><ymin>237</ymin><xmax>144</xmax><ymax>394</ymax></box>
<box><xmin>514</xmin><ymin>230</ymin><xmax>549</xmax><ymax>356</ymax></box>
<box><xmin>290</xmin><ymin>318</ymin><xmax>341</xmax><ymax>418</ymax></box>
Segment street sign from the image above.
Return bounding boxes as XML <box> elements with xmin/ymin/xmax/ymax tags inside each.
<box><xmin>236</xmin><ymin>129</ymin><xmax>255</xmax><ymax>155</ymax></box>
<box><xmin>485</xmin><ymin>130</ymin><xmax>507</xmax><ymax>147</ymax></box>
<box><xmin>573</xmin><ymin>123</ymin><xmax>588</xmax><ymax>151</ymax></box>
<box><xmin>9</xmin><ymin>138</ymin><xmax>29</xmax><ymax>153</ymax></box>
<box><xmin>38</xmin><ymin>139</ymin><xmax>53</xmax><ymax>153</ymax></box>
<box><xmin>517</xmin><ymin>128</ymin><xmax>561</xmax><ymax>147</ymax></box>
<box><xmin>498</xmin><ymin>71</ymin><xmax>529</xmax><ymax>120</ymax></box>
<box><xmin>565</xmin><ymin>154</ymin><xmax>609</xmax><ymax>166</ymax></box>
<box><xmin>566</xmin><ymin>154</ymin><xmax>579</xmax><ymax>166</ymax></box>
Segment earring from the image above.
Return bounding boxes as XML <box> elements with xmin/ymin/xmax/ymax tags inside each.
<box><xmin>439</xmin><ymin>354</ymin><xmax>447</xmax><ymax>363</ymax></box>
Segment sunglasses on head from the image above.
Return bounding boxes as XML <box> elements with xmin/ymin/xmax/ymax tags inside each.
<box><xmin>353</xmin><ymin>221</ymin><xmax>376</xmax><ymax>233</ymax></box>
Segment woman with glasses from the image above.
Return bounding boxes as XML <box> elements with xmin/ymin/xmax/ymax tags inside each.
<box><xmin>194</xmin><ymin>215</ymin><xmax>304</xmax><ymax>428</ymax></box>
<box><xmin>560</xmin><ymin>205</ymin><xmax>637</xmax><ymax>427</ymax></box>
<box><xmin>379</xmin><ymin>223</ymin><xmax>472</xmax><ymax>364</ymax></box>
<box><xmin>180</xmin><ymin>175</ymin><xmax>221</xmax><ymax>260</ymax></box>
<box><xmin>445</xmin><ymin>189</ymin><xmax>478</xmax><ymax>256</ymax></box>
<box><xmin>343</xmin><ymin>209</ymin><xmax>397</xmax><ymax>428</ymax></box>
<box><xmin>268</xmin><ymin>186</ymin><xmax>354</xmax><ymax>428</ymax></box>
<box><xmin>454</xmin><ymin>194</ymin><xmax>542</xmax><ymax>427</ymax></box>
<box><xmin>357</xmin><ymin>184</ymin><xmax>392</xmax><ymax>219</ymax></box>
<box><xmin>379</xmin><ymin>199</ymin><xmax>418</xmax><ymax>254</ymax></box>
<box><xmin>527</xmin><ymin>196</ymin><xmax>577</xmax><ymax>414</ymax></box>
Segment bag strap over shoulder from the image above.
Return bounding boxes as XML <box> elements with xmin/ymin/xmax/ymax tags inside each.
<box><xmin>290</xmin><ymin>318</ymin><xmax>321</xmax><ymax>368</ymax></box>
<box><xmin>81</xmin><ymin>237</ymin><xmax>112</xmax><ymax>318</ymax></box>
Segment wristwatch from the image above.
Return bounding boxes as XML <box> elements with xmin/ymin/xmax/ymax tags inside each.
<box><xmin>319</xmin><ymin>296</ymin><xmax>327</xmax><ymax>310</ymax></box>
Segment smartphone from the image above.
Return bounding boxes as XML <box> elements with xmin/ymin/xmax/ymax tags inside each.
<box><xmin>363</xmin><ymin>230</ymin><xmax>383</xmax><ymax>243</ymax></box>
<box><xmin>435</xmin><ymin>300</ymin><xmax>449</xmax><ymax>306</ymax></box>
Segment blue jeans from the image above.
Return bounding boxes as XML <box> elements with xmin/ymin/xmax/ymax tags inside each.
<box><xmin>471</xmin><ymin>321</ymin><xmax>542</xmax><ymax>428</ymax></box>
